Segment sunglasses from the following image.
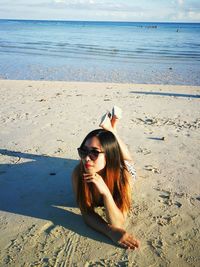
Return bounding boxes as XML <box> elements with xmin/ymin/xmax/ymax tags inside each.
<box><xmin>77</xmin><ymin>147</ymin><xmax>104</xmax><ymax>161</ymax></box>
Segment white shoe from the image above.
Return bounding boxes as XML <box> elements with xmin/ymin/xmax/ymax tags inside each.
<box><xmin>112</xmin><ymin>106</ymin><xmax>122</xmax><ymax>119</ymax></box>
<box><xmin>99</xmin><ymin>112</ymin><xmax>112</xmax><ymax>129</ymax></box>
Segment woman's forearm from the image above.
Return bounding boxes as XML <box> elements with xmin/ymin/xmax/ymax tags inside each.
<box><xmin>103</xmin><ymin>190</ymin><xmax>126</xmax><ymax>228</ymax></box>
<box><xmin>82</xmin><ymin>210</ymin><xmax>112</xmax><ymax>238</ymax></box>
<box><xmin>82</xmin><ymin>210</ymin><xmax>140</xmax><ymax>250</ymax></box>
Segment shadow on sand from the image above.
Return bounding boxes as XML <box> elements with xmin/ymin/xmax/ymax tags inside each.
<box><xmin>130</xmin><ymin>91</ymin><xmax>200</xmax><ymax>99</ymax></box>
<box><xmin>0</xmin><ymin>149</ymin><xmax>111</xmax><ymax>244</ymax></box>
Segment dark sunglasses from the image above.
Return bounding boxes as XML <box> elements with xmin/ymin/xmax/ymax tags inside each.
<box><xmin>77</xmin><ymin>147</ymin><xmax>104</xmax><ymax>161</ymax></box>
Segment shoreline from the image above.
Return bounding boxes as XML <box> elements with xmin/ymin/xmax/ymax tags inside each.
<box><xmin>1</xmin><ymin>61</ymin><xmax>200</xmax><ymax>86</ymax></box>
<box><xmin>1</xmin><ymin>78</ymin><xmax>200</xmax><ymax>87</ymax></box>
<box><xmin>0</xmin><ymin>79</ymin><xmax>199</xmax><ymax>266</ymax></box>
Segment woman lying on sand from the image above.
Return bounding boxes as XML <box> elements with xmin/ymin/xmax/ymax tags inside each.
<box><xmin>72</xmin><ymin>107</ymin><xmax>140</xmax><ymax>250</ymax></box>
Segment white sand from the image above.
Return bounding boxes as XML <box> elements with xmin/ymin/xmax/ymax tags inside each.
<box><xmin>0</xmin><ymin>79</ymin><xmax>200</xmax><ymax>266</ymax></box>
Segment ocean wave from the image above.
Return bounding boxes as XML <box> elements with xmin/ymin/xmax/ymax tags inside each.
<box><xmin>0</xmin><ymin>40</ymin><xmax>199</xmax><ymax>62</ymax></box>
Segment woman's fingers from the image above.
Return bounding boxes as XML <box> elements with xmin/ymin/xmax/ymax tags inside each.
<box><xmin>83</xmin><ymin>173</ymin><xmax>100</xmax><ymax>183</ymax></box>
<box><xmin>118</xmin><ymin>233</ymin><xmax>140</xmax><ymax>250</ymax></box>
<box><xmin>109</xmin><ymin>226</ymin><xmax>140</xmax><ymax>250</ymax></box>
<box><xmin>127</xmin><ymin>236</ymin><xmax>140</xmax><ymax>248</ymax></box>
<box><xmin>118</xmin><ymin>240</ymin><xmax>136</xmax><ymax>250</ymax></box>
<box><xmin>83</xmin><ymin>174</ymin><xmax>100</xmax><ymax>185</ymax></box>
<box><xmin>123</xmin><ymin>240</ymin><xmax>136</xmax><ymax>250</ymax></box>
<box><xmin>83</xmin><ymin>173</ymin><xmax>94</xmax><ymax>180</ymax></box>
<box><xmin>118</xmin><ymin>241</ymin><xmax>129</xmax><ymax>249</ymax></box>
<box><xmin>83</xmin><ymin>173</ymin><xmax>96</xmax><ymax>179</ymax></box>
<box><xmin>83</xmin><ymin>173</ymin><xmax>93</xmax><ymax>179</ymax></box>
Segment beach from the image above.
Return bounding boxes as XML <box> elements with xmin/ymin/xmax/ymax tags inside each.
<box><xmin>0</xmin><ymin>79</ymin><xmax>200</xmax><ymax>266</ymax></box>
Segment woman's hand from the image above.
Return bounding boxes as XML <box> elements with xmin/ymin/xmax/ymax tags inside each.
<box><xmin>83</xmin><ymin>172</ymin><xmax>110</xmax><ymax>196</ymax></box>
<box><xmin>108</xmin><ymin>225</ymin><xmax>140</xmax><ymax>250</ymax></box>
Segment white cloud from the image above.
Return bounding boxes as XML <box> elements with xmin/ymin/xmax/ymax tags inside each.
<box><xmin>54</xmin><ymin>0</ymin><xmax>66</xmax><ymax>3</ymax></box>
<box><xmin>177</xmin><ymin>0</ymin><xmax>184</xmax><ymax>5</ymax></box>
<box><xmin>52</xmin><ymin>0</ymin><xmax>145</xmax><ymax>13</ymax></box>
<box><xmin>53</xmin><ymin>0</ymin><xmax>102</xmax><ymax>4</ymax></box>
<box><xmin>0</xmin><ymin>0</ymin><xmax>199</xmax><ymax>22</ymax></box>
<box><xmin>188</xmin><ymin>10</ymin><xmax>200</xmax><ymax>20</ymax></box>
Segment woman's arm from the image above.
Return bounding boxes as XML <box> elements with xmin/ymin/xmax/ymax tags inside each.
<box><xmin>83</xmin><ymin>172</ymin><xmax>125</xmax><ymax>228</ymax></box>
<box><xmin>82</xmin><ymin>209</ymin><xmax>139</xmax><ymax>250</ymax></box>
<box><xmin>72</xmin><ymin>168</ymin><xmax>139</xmax><ymax>249</ymax></box>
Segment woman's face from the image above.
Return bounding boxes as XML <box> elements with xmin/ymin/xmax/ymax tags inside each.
<box><xmin>82</xmin><ymin>136</ymin><xmax>106</xmax><ymax>173</ymax></box>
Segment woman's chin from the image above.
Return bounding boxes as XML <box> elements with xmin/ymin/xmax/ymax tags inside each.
<box><xmin>84</xmin><ymin>167</ymin><xmax>95</xmax><ymax>174</ymax></box>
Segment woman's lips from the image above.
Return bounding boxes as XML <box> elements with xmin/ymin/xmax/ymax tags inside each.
<box><xmin>84</xmin><ymin>163</ymin><xmax>92</xmax><ymax>169</ymax></box>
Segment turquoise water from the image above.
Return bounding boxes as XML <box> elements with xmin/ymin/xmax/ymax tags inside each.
<box><xmin>0</xmin><ymin>20</ymin><xmax>200</xmax><ymax>85</ymax></box>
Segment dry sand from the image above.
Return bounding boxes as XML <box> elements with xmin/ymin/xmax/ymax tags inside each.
<box><xmin>0</xmin><ymin>79</ymin><xmax>200</xmax><ymax>267</ymax></box>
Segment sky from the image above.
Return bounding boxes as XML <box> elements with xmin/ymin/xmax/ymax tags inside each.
<box><xmin>0</xmin><ymin>0</ymin><xmax>200</xmax><ymax>22</ymax></box>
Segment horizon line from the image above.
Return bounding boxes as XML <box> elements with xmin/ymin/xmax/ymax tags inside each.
<box><xmin>0</xmin><ymin>18</ymin><xmax>200</xmax><ymax>24</ymax></box>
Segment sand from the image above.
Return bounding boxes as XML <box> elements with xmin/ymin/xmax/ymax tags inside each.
<box><xmin>0</xmin><ymin>79</ymin><xmax>200</xmax><ymax>267</ymax></box>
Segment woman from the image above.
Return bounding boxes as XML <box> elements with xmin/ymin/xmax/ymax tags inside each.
<box><xmin>72</xmin><ymin>107</ymin><xmax>140</xmax><ymax>250</ymax></box>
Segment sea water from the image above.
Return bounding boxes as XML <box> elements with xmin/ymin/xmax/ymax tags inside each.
<box><xmin>0</xmin><ymin>19</ymin><xmax>200</xmax><ymax>85</ymax></box>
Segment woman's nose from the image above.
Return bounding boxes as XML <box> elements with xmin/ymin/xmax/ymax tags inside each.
<box><xmin>85</xmin><ymin>155</ymin><xmax>91</xmax><ymax>161</ymax></box>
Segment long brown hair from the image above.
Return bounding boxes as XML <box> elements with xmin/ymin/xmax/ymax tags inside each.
<box><xmin>76</xmin><ymin>129</ymin><xmax>131</xmax><ymax>213</ymax></box>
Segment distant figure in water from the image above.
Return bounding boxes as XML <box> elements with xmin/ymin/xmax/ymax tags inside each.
<box><xmin>72</xmin><ymin>106</ymin><xmax>140</xmax><ymax>250</ymax></box>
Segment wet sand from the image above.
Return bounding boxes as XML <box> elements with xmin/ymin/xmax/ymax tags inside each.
<box><xmin>0</xmin><ymin>80</ymin><xmax>200</xmax><ymax>266</ymax></box>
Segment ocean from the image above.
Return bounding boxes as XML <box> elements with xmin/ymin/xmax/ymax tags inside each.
<box><xmin>0</xmin><ymin>19</ymin><xmax>200</xmax><ymax>85</ymax></box>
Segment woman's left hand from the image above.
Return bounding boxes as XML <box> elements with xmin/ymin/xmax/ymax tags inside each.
<box><xmin>83</xmin><ymin>172</ymin><xmax>110</xmax><ymax>196</ymax></box>
<box><xmin>108</xmin><ymin>225</ymin><xmax>140</xmax><ymax>250</ymax></box>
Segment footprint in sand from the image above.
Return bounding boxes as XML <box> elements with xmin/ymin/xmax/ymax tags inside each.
<box><xmin>153</xmin><ymin>214</ymin><xmax>178</xmax><ymax>226</ymax></box>
<box><xmin>2</xmin><ymin>224</ymin><xmax>37</xmax><ymax>265</ymax></box>
<box><xmin>144</xmin><ymin>165</ymin><xmax>161</xmax><ymax>174</ymax></box>
<box><xmin>148</xmin><ymin>237</ymin><xmax>169</xmax><ymax>262</ymax></box>
<box><xmin>136</xmin><ymin>147</ymin><xmax>151</xmax><ymax>155</ymax></box>
<box><xmin>131</xmin><ymin>202</ymin><xmax>148</xmax><ymax>216</ymax></box>
<box><xmin>87</xmin><ymin>253</ymin><xmax>129</xmax><ymax>267</ymax></box>
<box><xmin>148</xmin><ymin>238</ymin><xmax>163</xmax><ymax>257</ymax></box>
<box><xmin>157</xmin><ymin>189</ymin><xmax>182</xmax><ymax>208</ymax></box>
<box><xmin>34</xmin><ymin>223</ymin><xmax>80</xmax><ymax>267</ymax></box>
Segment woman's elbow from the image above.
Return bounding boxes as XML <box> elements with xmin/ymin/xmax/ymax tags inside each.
<box><xmin>81</xmin><ymin>210</ymin><xmax>93</xmax><ymax>225</ymax></box>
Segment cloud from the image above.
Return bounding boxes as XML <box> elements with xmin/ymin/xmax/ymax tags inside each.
<box><xmin>177</xmin><ymin>0</ymin><xmax>184</xmax><ymax>5</ymax></box>
<box><xmin>188</xmin><ymin>10</ymin><xmax>200</xmax><ymax>20</ymax></box>
<box><xmin>54</xmin><ymin>0</ymin><xmax>65</xmax><ymax>2</ymax></box>
<box><xmin>53</xmin><ymin>0</ymin><xmax>104</xmax><ymax>5</ymax></box>
<box><xmin>54</xmin><ymin>0</ymin><xmax>101</xmax><ymax>3</ymax></box>
<box><xmin>0</xmin><ymin>0</ymin><xmax>199</xmax><ymax>22</ymax></box>
<box><xmin>52</xmin><ymin>0</ymin><xmax>144</xmax><ymax>12</ymax></box>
